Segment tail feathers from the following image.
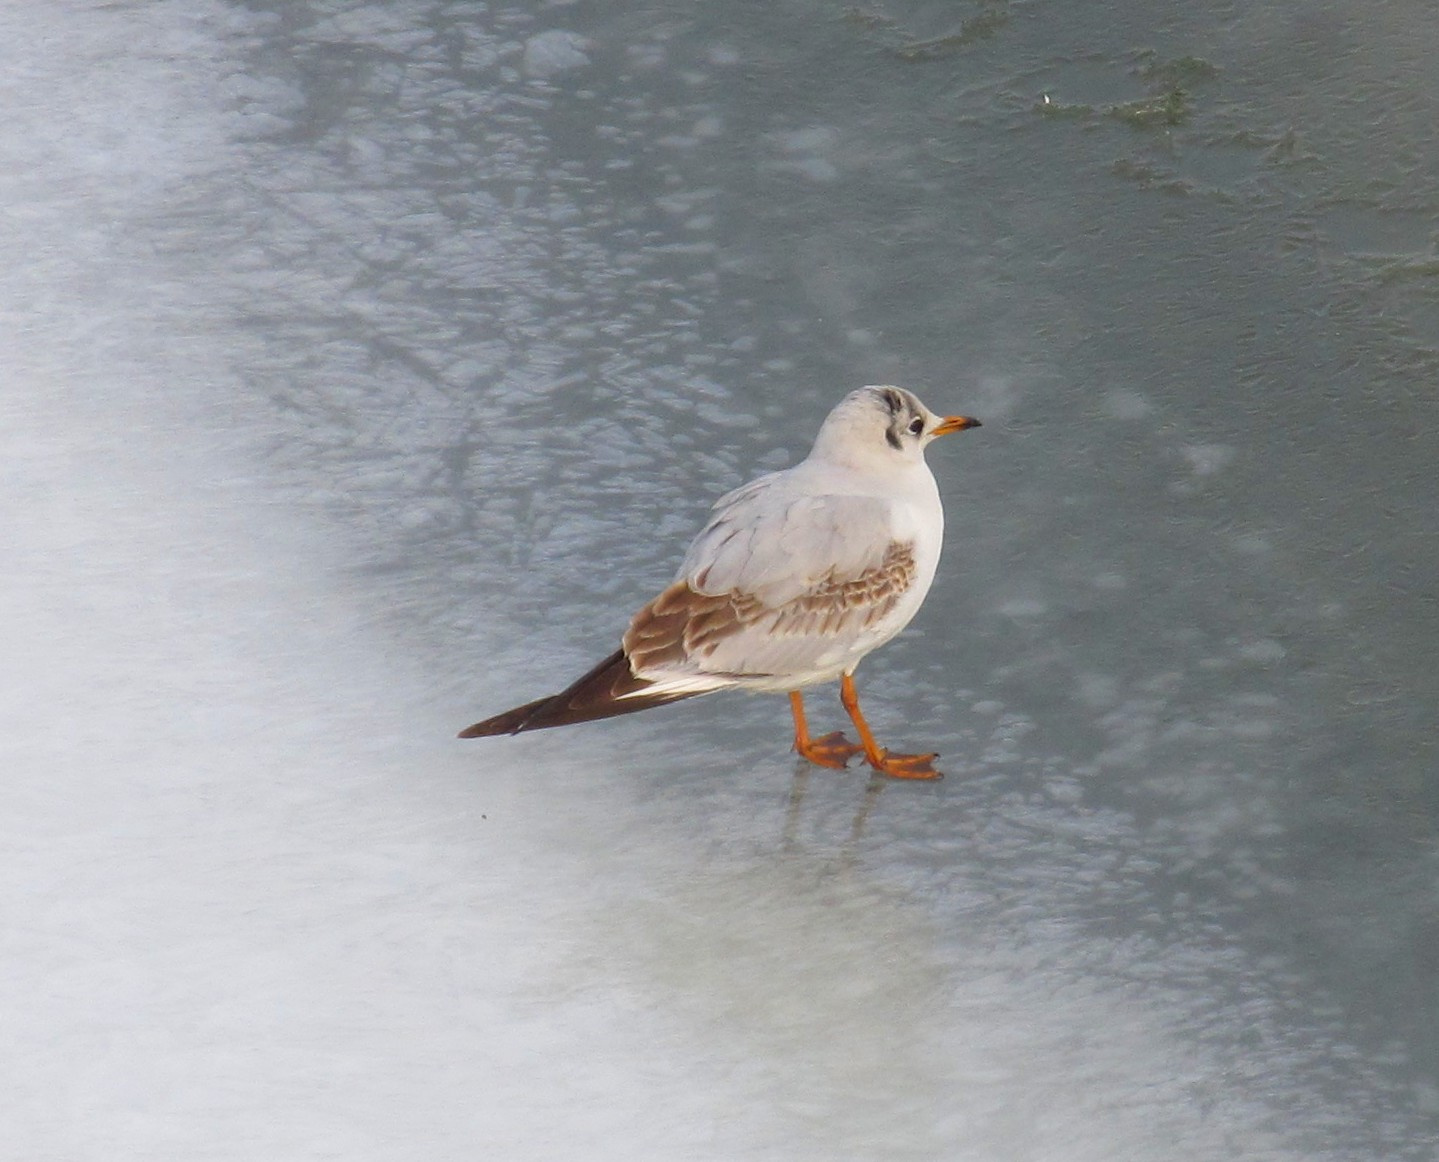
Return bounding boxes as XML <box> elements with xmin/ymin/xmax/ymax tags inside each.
<box><xmin>458</xmin><ymin>648</ymin><xmax>705</xmax><ymax>738</ymax></box>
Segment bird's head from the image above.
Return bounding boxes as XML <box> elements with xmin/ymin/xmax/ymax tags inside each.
<box><xmin>809</xmin><ymin>385</ymin><xmax>980</xmax><ymax>470</ymax></box>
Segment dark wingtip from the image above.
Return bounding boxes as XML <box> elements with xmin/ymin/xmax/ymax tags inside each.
<box><xmin>456</xmin><ymin>648</ymin><xmax>702</xmax><ymax>741</ymax></box>
<box><xmin>458</xmin><ymin>721</ymin><xmax>508</xmax><ymax>738</ymax></box>
<box><xmin>457</xmin><ymin>695</ymin><xmax>557</xmax><ymax>738</ymax></box>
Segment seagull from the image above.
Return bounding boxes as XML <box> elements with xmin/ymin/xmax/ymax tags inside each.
<box><xmin>459</xmin><ymin>386</ymin><xmax>980</xmax><ymax>779</ymax></box>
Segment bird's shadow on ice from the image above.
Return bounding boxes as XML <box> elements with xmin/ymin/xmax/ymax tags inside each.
<box><xmin>782</xmin><ymin>765</ymin><xmax>888</xmax><ymax>858</ymax></box>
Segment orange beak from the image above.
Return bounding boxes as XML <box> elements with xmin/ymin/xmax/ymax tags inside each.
<box><xmin>931</xmin><ymin>415</ymin><xmax>982</xmax><ymax>437</ymax></box>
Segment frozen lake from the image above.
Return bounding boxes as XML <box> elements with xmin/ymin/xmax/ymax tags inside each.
<box><xmin>3</xmin><ymin>1</ymin><xmax>1436</xmax><ymax>1157</ymax></box>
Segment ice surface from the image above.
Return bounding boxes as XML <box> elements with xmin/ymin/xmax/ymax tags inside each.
<box><xmin>3</xmin><ymin>1</ymin><xmax>1436</xmax><ymax>1159</ymax></box>
<box><xmin>522</xmin><ymin>30</ymin><xmax>593</xmax><ymax>80</ymax></box>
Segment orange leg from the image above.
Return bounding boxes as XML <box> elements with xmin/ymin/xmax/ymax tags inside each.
<box><xmin>839</xmin><ymin>672</ymin><xmax>942</xmax><ymax>780</ymax></box>
<box><xmin>789</xmin><ymin>690</ymin><xmax>862</xmax><ymax>769</ymax></box>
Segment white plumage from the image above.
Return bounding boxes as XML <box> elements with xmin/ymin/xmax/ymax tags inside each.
<box><xmin>460</xmin><ymin>385</ymin><xmax>981</xmax><ymax>779</ymax></box>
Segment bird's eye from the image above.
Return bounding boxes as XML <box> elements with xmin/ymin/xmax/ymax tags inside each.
<box><xmin>907</xmin><ymin>417</ymin><xmax>925</xmax><ymax>436</ymax></box>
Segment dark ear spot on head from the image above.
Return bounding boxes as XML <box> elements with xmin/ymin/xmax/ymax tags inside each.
<box><xmin>885</xmin><ymin>427</ymin><xmax>902</xmax><ymax>451</ymax></box>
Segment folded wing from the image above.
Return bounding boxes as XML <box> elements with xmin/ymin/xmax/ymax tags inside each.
<box><xmin>632</xmin><ymin>486</ymin><xmax>914</xmax><ymax>680</ymax></box>
<box><xmin>626</xmin><ymin>536</ymin><xmax>915</xmax><ymax>682</ymax></box>
<box><xmin>458</xmin><ymin>488</ymin><xmax>915</xmax><ymax>736</ymax></box>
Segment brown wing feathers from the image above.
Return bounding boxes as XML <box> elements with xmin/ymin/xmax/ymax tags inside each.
<box><xmin>623</xmin><ymin>582</ymin><xmax>755</xmax><ymax>671</ymax></box>
<box><xmin>630</xmin><ymin>541</ymin><xmax>916</xmax><ymax>665</ymax></box>
<box><xmin>457</xmin><ymin>542</ymin><xmax>916</xmax><ymax>738</ymax></box>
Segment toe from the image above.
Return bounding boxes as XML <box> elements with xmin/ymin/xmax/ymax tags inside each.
<box><xmin>871</xmin><ymin>750</ymin><xmax>943</xmax><ymax>780</ymax></box>
<box><xmin>796</xmin><ymin>731</ymin><xmax>863</xmax><ymax>769</ymax></box>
